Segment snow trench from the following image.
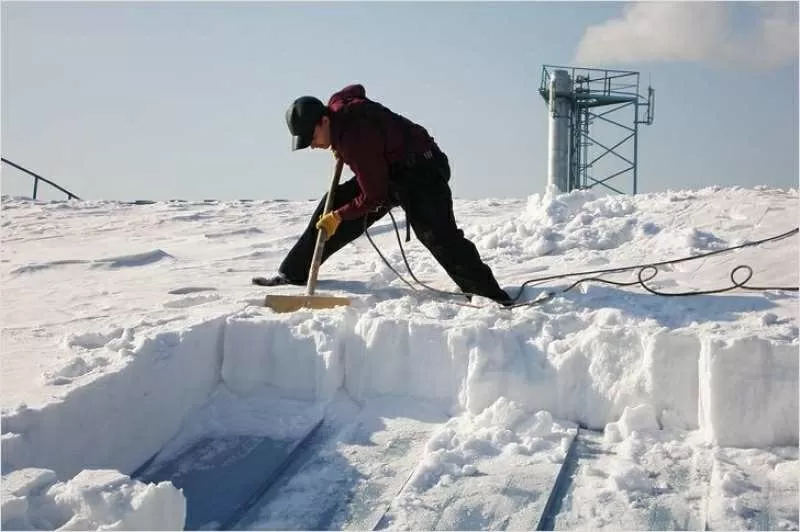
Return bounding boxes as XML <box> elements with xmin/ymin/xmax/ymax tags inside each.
<box><xmin>2</xmin><ymin>300</ymin><xmax>796</xmax><ymax>484</ymax></box>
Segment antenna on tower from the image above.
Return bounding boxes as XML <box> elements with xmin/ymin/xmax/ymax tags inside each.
<box><xmin>538</xmin><ymin>65</ymin><xmax>655</xmax><ymax>195</ymax></box>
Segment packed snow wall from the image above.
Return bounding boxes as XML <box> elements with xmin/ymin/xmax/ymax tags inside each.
<box><xmin>220</xmin><ymin>303</ymin><xmax>798</xmax><ymax>448</ymax></box>
<box><xmin>3</xmin><ymin>303</ymin><xmax>796</xmax><ymax>482</ymax></box>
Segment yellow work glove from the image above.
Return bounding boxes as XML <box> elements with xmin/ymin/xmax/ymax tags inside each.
<box><xmin>316</xmin><ymin>211</ymin><xmax>342</xmax><ymax>240</ymax></box>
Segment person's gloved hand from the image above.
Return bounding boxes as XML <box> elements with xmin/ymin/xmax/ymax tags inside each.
<box><xmin>316</xmin><ymin>211</ymin><xmax>342</xmax><ymax>239</ymax></box>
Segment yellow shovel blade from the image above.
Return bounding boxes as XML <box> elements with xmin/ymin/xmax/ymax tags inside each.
<box><xmin>264</xmin><ymin>293</ymin><xmax>351</xmax><ymax>313</ymax></box>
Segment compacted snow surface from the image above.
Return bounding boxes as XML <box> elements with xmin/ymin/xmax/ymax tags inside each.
<box><xmin>1</xmin><ymin>184</ymin><xmax>797</xmax><ymax>530</ymax></box>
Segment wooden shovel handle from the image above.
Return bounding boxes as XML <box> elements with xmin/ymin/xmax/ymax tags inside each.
<box><xmin>306</xmin><ymin>156</ymin><xmax>345</xmax><ymax>296</ymax></box>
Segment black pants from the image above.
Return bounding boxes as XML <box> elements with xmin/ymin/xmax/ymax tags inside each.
<box><xmin>278</xmin><ymin>151</ymin><xmax>510</xmax><ymax>302</ymax></box>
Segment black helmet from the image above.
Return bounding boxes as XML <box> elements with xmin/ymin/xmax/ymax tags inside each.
<box><xmin>285</xmin><ymin>95</ymin><xmax>326</xmax><ymax>150</ymax></box>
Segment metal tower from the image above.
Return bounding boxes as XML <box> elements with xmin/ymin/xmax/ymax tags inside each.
<box><xmin>539</xmin><ymin>65</ymin><xmax>655</xmax><ymax>195</ymax></box>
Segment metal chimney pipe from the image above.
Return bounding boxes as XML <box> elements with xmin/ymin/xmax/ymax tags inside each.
<box><xmin>547</xmin><ymin>69</ymin><xmax>572</xmax><ymax>193</ymax></box>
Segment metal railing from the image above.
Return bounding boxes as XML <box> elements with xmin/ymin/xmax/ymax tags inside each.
<box><xmin>2</xmin><ymin>157</ymin><xmax>81</xmax><ymax>200</ymax></box>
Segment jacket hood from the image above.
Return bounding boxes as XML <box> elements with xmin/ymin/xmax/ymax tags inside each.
<box><xmin>328</xmin><ymin>84</ymin><xmax>367</xmax><ymax>112</ymax></box>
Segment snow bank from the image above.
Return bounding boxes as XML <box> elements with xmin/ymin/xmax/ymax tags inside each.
<box><xmin>2</xmin><ymin>317</ymin><xmax>224</xmax><ymax>479</ymax></box>
<box><xmin>1</xmin><ymin>467</ymin><xmax>185</xmax><ymax>530</ymax></box>
<box><xmin>219</xmin><ymin>302</ymin><xmax>797</xmax><ymax>448</ymax></box>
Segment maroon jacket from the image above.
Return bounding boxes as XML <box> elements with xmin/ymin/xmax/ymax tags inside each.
<box><xmin>328</xmin><ymin>84</ymin><xmax>438</xmax><ymax>220</ymax></box>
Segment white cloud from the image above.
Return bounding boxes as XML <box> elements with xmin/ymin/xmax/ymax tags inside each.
<box><xmin>575</xmin><ymin>2</ymin><xmax>799</xmax><ymax>70</ymax></box>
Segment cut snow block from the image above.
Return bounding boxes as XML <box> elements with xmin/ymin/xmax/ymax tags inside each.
<box><xmin>135</xmin><ymin>416</ymin><xmax>323</xmax><ymax>530</ymax></box>
<box><xmin>699</xmin><ymin>337</ymin><xmax>798</xmax><ymax>447</ymax></box>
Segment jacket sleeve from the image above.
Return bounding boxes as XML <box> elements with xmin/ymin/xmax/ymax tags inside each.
<box><xmin>335</xmin><ymin>119</ymin><xmax>391</xmax><ymax>220</ymax></box>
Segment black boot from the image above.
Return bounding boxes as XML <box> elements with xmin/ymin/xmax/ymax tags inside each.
<box><xmin>252</xmin><ymin>274</ymin><xmax>304</xmax><ymax>287</ymax></box>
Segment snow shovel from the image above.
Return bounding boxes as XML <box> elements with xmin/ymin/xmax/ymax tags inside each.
<box><xmin>264</xmin><ymin>156</ymin><xmax>351</xmax><ymax>313</ymax></box>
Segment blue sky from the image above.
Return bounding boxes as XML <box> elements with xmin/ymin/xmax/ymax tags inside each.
<box><xmin>2</xmin><ymin>1</ymin><xmax>797</xmax><ymax>202</ymax></box>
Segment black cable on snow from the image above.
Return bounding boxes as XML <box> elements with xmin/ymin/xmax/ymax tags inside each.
<box><xmin>362</xmin><ymin>210</ymin><xmax>798</xmax><ymax>309</ymax></box>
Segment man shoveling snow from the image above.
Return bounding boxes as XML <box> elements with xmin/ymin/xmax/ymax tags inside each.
<box><xmin>254</xmin><ymin>83</ymin><xmax>512</xmax><ymax>306</ymax></box>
